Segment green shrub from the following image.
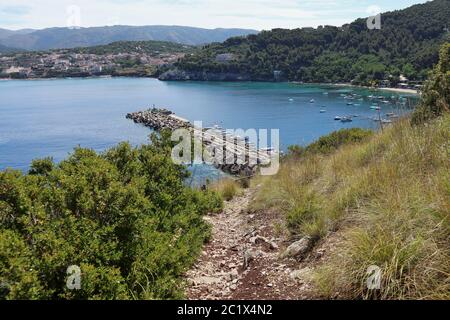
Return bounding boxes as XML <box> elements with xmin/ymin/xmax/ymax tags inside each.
<box><xmin>412</xmin><ymin>43</ymin><xmax>449</xmax><ymax>124</ymax></box>
<box><xmin>287</xmin><ymin>128</ymin><xmax>373</xmax><ymax>158</ymax></box>
<box><xmin>0</xmin><ymin>133</ymin><xmax>222</xmax><ymax>300</ymax></box>
<box><xmin>305</xmin><ymin>128</ymin><xmax>373</xmax><ymax>155</ymax></box>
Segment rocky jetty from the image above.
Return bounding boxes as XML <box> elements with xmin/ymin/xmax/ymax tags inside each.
<box><xmin>126</xmin><ymin>108</ymin><xmax>271</xmax><ymax>177</ymax></box>
<box><xmin>126</xmin><ymin>108</ymin><xmax>191</xmax><ymax>131</ymax></box>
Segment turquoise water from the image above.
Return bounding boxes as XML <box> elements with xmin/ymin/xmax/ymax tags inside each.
<box><xmin>0</xmin><ymin>78</ymin><xmax>417</xmax><ymax>179</ymax></box>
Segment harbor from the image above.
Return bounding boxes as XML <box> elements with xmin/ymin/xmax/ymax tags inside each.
<box><xmin>0</xmin><ymin>78</ymin><xmax>419</xmax><ymax>173</ymax></box>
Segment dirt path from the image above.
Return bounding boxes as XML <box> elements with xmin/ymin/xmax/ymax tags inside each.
<box><xmin>185</xmin><ymin>187</ymin><xmax>320</xmax><ymax>300</ymax></box>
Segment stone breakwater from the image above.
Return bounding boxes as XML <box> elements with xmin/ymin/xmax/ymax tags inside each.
<box><xmin>126</xmin><ymin>108</ymin><xmax>273</xmax><ymax>177</ymax></box>
<box><xmin>126</xmin><ymin>108</ymin><xmax>192</xmax><ymax>131</ymax></box>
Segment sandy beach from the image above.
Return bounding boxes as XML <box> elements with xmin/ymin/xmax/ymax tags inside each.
<box><xmin>376</xmin><ymin>87</ymin><xmax>419</xmax><ymax>94</ymax></box>
<box><xmin>330</xmin><ymin>83</ymin><xmax>419</xmax><ymax>95</ymax></box>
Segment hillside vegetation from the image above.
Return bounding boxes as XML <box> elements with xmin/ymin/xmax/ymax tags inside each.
<box><xmin>162</xmin><ymin>0</ymin><xmax>450</xmax><ymax>84</ymax></box>
<box><xmin>251</xmin><ymin>43</ymin><xmax>450</xmax><ymax>299</ymax></box>
<box><xmin>0</xmin><ymin>44</ymin><xmax>21</xmax><ymax>54</ymax></box>
<box><xmin>0</xmin><ymin>132</ymin><xmax>222</xmax><ymax>299</ymax></box>
<box><xmin>70</xmin><ymin>41</ymin><xmax>194</xmax><ymax>55</ymax></box>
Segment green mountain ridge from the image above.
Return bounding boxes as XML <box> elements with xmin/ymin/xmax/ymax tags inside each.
<box><xmin>0</xmin><ymin>25</ymin><xmax>259</xmax><ymax>51</ymax></box>
<box><xmin>160</xmin><ymin>0</ymin><xmax>450</xmax><ymax>84</ymax></box>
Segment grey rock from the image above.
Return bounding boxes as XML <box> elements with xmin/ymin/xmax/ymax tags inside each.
<box><xmin>290</xmin><ymin>268</ymin><xmax>312</xmax><ymax>281</ymax></box>
<box><xmin>243</xmin><ymin>249</ymin><xmax>263</xmax><ymax>269</ymax></box>
<box><xmin>250</xmin><ymin>235</ymin><xmax>279</xmax><ymax>250</ymax></box>
<box><xmin>227</xmin><ymin>269</ymin><xmax>239</xmax><ymax>281</ymax></box>
<box><xmin>282</xmin><ymin>237</ymin><xmax>314</xmax><ymax>259</ymax></box>
<box><xmin>192</xmin><ymin>276</ymin><xmax>221</xmax><ymax>286</ymax></box>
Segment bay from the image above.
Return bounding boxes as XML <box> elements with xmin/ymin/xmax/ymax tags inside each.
<box><xmin>0</xmin><ymin>77</ymin><xmax>417</xmax><ymax>182</ymax></box>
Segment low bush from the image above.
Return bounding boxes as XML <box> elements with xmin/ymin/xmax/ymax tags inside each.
<box><xmin>0</xmin><ymin>133</ymin><xmax>222</xmax><ymax>300</ymax></box>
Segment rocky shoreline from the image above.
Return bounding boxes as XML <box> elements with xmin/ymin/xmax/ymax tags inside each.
<box><xmin>158</xmin><ymin>68</ymin><xmax>253</xmax><ymax>81</ymax></box>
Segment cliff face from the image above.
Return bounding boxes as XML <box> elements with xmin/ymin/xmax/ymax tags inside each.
<box><xmin>158</xmin><ymin>68</ymin><xmax>253</xmax><ymax>81</ymax></box>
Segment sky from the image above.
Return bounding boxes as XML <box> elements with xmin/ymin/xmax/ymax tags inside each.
<box><xmin>0</xmin><ymin>0</ymin><xmax>429</xmax><ymax>31</ymax></box>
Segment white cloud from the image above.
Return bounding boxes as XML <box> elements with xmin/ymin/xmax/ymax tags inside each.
<box><xmin>0</xmin><ymin>0</ymin><xmax>428</xmax><ymax>30</ymax></box>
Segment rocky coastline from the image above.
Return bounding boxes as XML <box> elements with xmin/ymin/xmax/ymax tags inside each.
<box><xmin>158</xmin><ymin>68</ymin><xmax>253</xmax><ymax>81</ymax></box>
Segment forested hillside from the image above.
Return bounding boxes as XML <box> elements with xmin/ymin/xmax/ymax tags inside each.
<box><xmin>160</xmin><ymin>0</ymin><xmax>450</xmax><ymax>84</ymax></box>
<box><xmin>0</xmin><ymin>44</ymin><xmax>21</xmax><ymax>54</ymax></box>
<box><xmin>70</xmin><ymin>40</ymin><xmax>193</xmax><ymax>55</ymax></box>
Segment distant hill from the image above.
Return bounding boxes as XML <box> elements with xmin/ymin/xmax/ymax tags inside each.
<box><xmin>160</xmin><ymin>0</ymin><xmax>450</xmax><ymax>84</ymax></box>
<box><xmin>0</xmin><ymin>26</ymin><xmax>259</xmax><ymax>51</ymax></box>
<box><xmin>0</xmin><ymin>28</ymin><xmax>15</xmax><ymax>40</ymax></box>
<box><xmin>0</xmin><ymin>43</ymin><xmax>22</xmax><ymax>54</ymax></box>
<box><xmin>0</xmin><ymin>28</ymin><xmax>34</xmax><ymax>40</ymax></box>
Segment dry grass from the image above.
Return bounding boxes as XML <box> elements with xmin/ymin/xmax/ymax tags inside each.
<box><xmin>210</xmin><ymin>178</ymin><xmax>242</xmax><ymax>201</ymax></box>
<box><xmin>252</xmin><ymin>115</ymin><xmax>450</xmax><ymax>299</ymax></box>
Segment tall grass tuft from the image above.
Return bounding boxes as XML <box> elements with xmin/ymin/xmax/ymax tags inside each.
<box><xmin>252</xmin><ymin>115</ymin><xmax>450</xmax><ymax>299</ymax></box>
<box><xmin>210</xmin><ymin>179</ymin><xmax>241</xmax><ymax>202</ymax></box>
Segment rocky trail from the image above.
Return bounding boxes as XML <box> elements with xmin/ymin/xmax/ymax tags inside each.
<box><xmin>185</xmin><ymin>187</ymin><xmax>331</xmax><ymax>300</ymax></box>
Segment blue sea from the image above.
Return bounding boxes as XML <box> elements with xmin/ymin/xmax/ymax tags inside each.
<box><xmin>0</xmin><ymin>78</ymin><xmax>418</xmax><ymax>182</ymax></box>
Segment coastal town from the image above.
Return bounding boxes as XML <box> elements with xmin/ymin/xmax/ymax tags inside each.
<box><xmin>1</xmin><ymin>44</ymin><xmax>423</xmax><ymax>94</ymax></box>
<box><xmin>0</xmin><ymin>41</ymin><xmax>191</xmax><ymax>79</ymax></box>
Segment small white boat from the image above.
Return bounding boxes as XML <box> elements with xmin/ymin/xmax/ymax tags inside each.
<box><xmin>341</xmin><ymin>117</ymin><xmax>353</xmax><ymax>123</ymax></box>
<box><xmin>310</xmin><ymin>99</ymin><xmax>315</xmax><ymax>103</ymax></box>
<box><xmin>320</xmin><ymin>109</ymin><xmax>327</xmax><ymax>113</ymax></box>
